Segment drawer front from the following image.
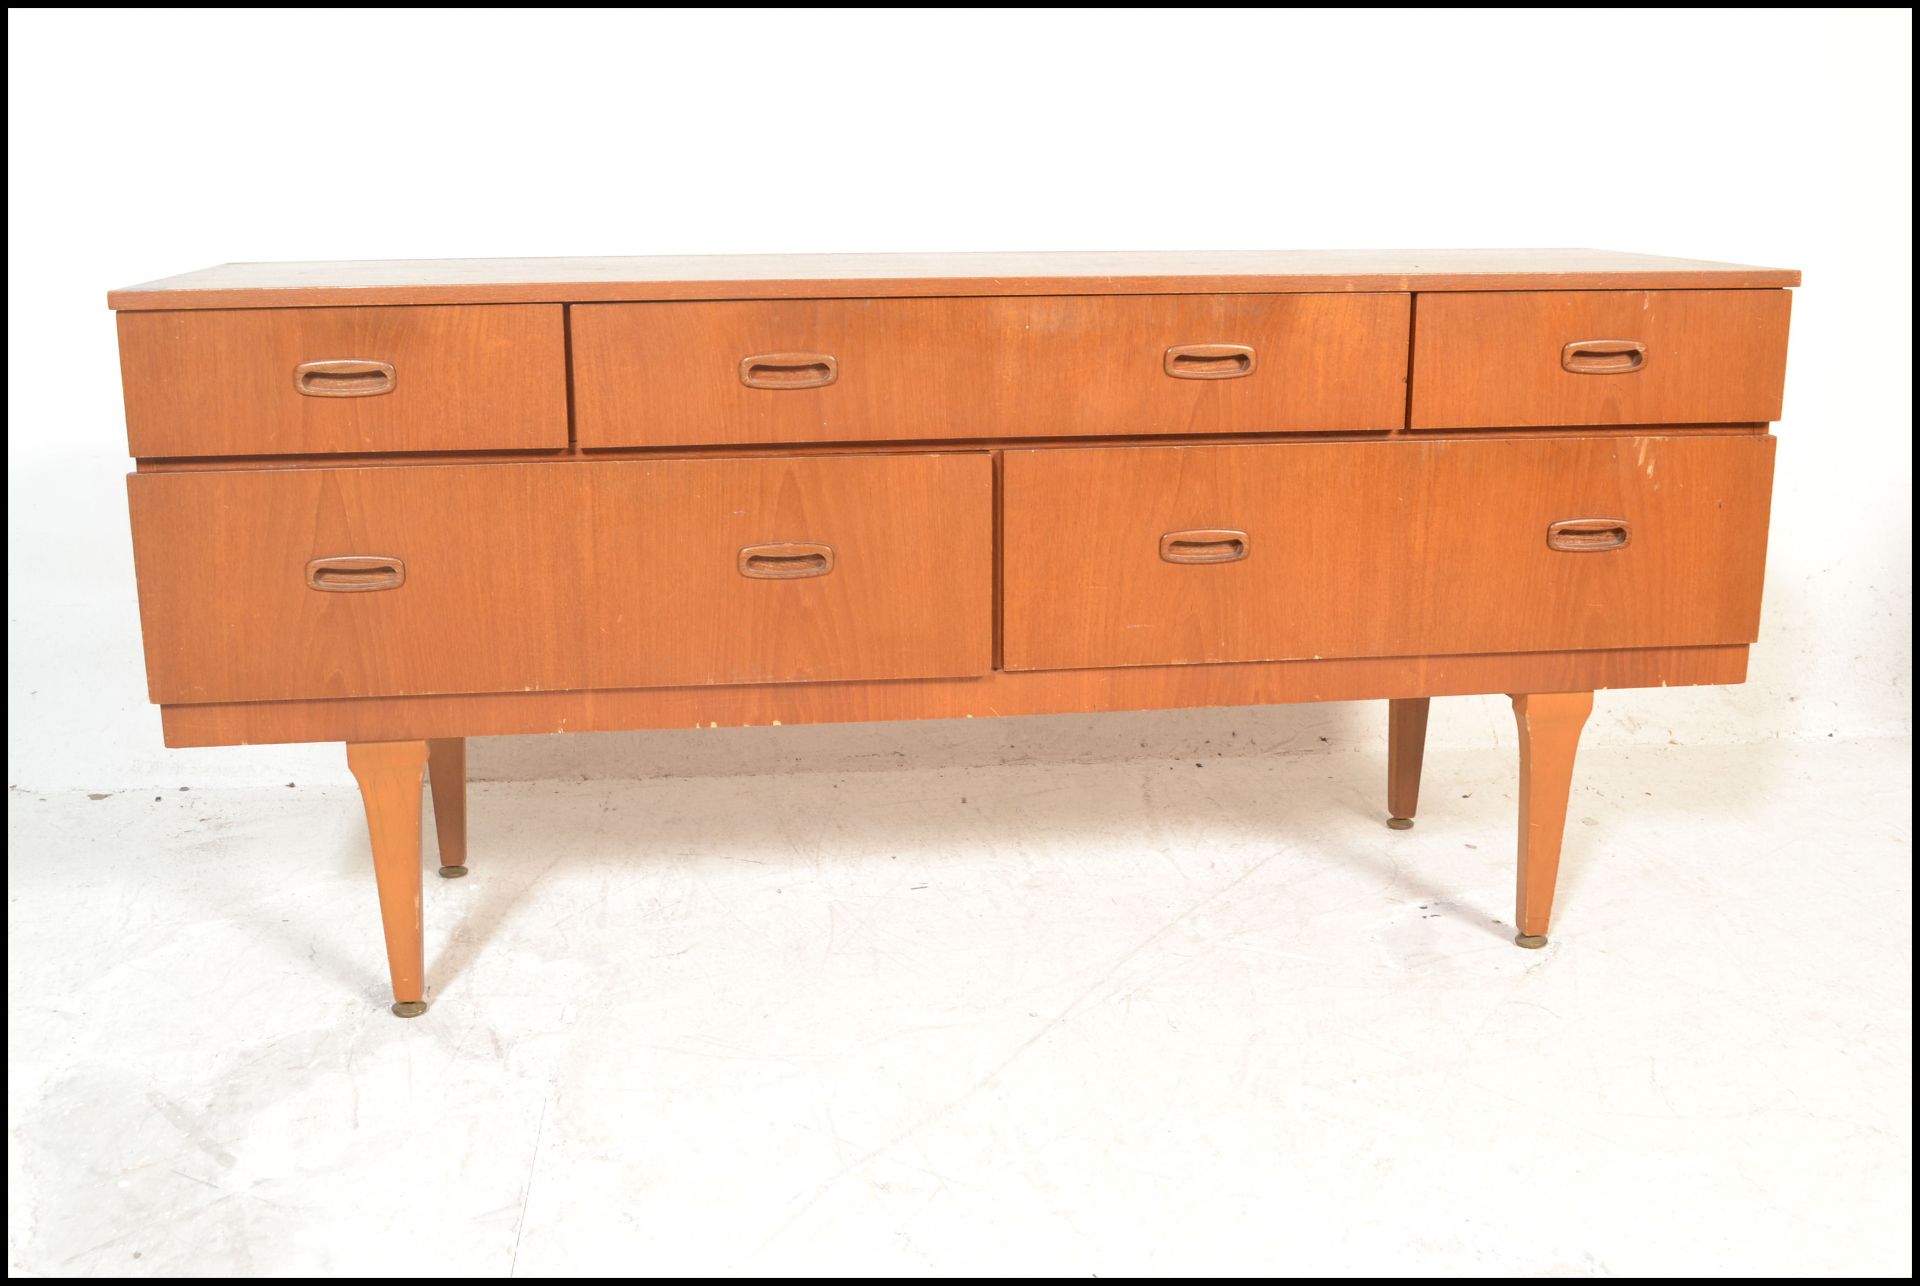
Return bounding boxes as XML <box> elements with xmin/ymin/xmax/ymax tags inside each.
<box><xmin>128</xmin><ymin>454</ymin><xmax>991</xmax><ymax>703</ymax></box>
<box><xmin>1410</xmin><ymin>289</ymin><xmax>1791</xmax><ymax>428</ymax></box>
<box><xmin>571</xmin><ymin>294</ymin><xmax>1410</xmax><ymax>447</ymax></box>
<box><xmin>1002</xmin><ymin>435</ymin><xmax>1775</xmax><ymax>671</ymax></box>
<box><xmin>117</xmin><ymin>304</ymin><xmax>568</xmax><ymax>457</ymax></box>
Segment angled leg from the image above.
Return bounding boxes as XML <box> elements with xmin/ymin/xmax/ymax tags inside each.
<box><xmin>427</xmin><ymin>737</ymin><xmax>468</xmax><ymax>878</ymax></box>
<box><xmin>1386</xmin><ymin>697</ymin><xmax>1431</xmax><ymax>829</ymax></box>
<box><xmin>346</xmin><ymin>740</ymin><xmax>431</xmax><ymax>1016</ymax></box>
<box><xmin>1510</xmin><ymin>692</ymin><xmax>1594</xmax><ymax>949</ymax></box>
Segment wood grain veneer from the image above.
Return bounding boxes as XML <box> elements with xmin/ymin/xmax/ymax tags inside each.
<box><xmin>128</xmin><ymin>453</ymin><xmax>992</xmax><ymax>703</ymax></box>
<box><xmin>157</xmin><ymin>645</ymin><xmax>1751</xmax><ymax>748</ymax></box>
<box><xmin>572</xmin><ymin>294</ymin><xmax>1410</xmax><ymax>446</ymax></box>
<box><xmin>117</xmin><ymin>304</ymin><xmax>567</xmax><ymax>457</ymax></box>
<box><xmin>1411</xmin><ymin>290</ymin><xmax>1793</xmax><ymax>428</ymax></box>
<box><xmin>1002</xmin><ymin>435</ymin><xmax>1775</xmax><ymax>670</ymax></box>
<box><xmin>108</xmin><ymin>249</ymin><xmax>1800</xmax><ymax>311</ymax></box>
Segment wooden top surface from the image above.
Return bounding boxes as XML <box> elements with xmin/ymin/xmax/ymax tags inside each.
<box><xmin>107</xmin><ymin>249</ymin><xmax>1800</xmax><ymax>310</ymax></box>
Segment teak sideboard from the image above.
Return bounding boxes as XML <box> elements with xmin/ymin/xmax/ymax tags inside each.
<box><xmin>109</xmin><ymin>250</ymin><xmax>1797</xmax><ymax>1016</ymax></box>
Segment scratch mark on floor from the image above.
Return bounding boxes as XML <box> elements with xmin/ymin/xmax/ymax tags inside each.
<box><xmin>145</xmin><ymin>1091</ymin><xmax>236</xmax><ymax>1167</ymax></box>
<box><xmin>508</xmin><ymin>1095</ymin><xmax>550</xmax><ymax>1277</ymax></box>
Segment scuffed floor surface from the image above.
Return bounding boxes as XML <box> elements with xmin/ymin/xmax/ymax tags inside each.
<box><xmin>7</xmin><ymin>738</ymin><xmax>1912</xmax><ymax>1276</ymax></box>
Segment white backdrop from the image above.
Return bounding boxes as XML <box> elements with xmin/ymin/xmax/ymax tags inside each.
<box><xmin>6</xmin><ymin>9</ymin><xmax>1911</xmax><ymax>790</ymax></box>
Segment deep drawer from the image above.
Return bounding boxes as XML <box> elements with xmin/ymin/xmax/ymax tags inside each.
<box><xmin>1409</xmin><ymin>289</ymin><xmax>1791</xmax><ymax>428</ymax></box>
<box><xmin>570</xmin><ymin>293</ymin><xmax>1410</xmax><ymax>447</ymax></box>
<box><xmin>128</xmin><ymin>453</ymin><xmax>992</xmax><ymax>702</ymax></box>
<box><xmin>117</xmin><ymin>304</ymin><xmax>568</xmax><ymax>457</ymax></box>
<box><xmin>1001</xmin><ymin>435</ymin><xmax>1775</xmax><ymax>671</ymax></box>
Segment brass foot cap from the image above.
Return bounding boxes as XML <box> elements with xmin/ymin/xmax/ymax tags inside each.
<box><xmin>391</xmin><ymin>1000</ymin><xmax>428</xmax><ymax>1018</ymax></box>
<box><xmin>438</xmin><ymin>865</ymin><xmax>468</xmax><ymax>879</ymax></box>
<box><xmin>1386</xmin><ymin>817</ymin><xmax>1414</xmax><ymax>830</ymax></box>
<box><xmin>1514</xmin><ymin>933</ymin><xmax>1550</xmax><ymax>950</ymax></box>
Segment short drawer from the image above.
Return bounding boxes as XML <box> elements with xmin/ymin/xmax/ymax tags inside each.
<box><xmin>117</xmin><ymin>304</ymin><xmax>568</xmax><ymax>457</ymax></box>
<box><xmin>1002</xmin><ymin>435</ymin><xmax>1774</xmax><ymax>671</ymax></box>
<box><xmin>128</xmin><ymin>453</ymin><xmax>991</xmax><ymax>703</ymax></box>
<box><xmin>1410</xmin><ymin>289</ymin><xmax>1791</xmax><ymax>428</ymax></box>
<box><xmin>571</xmin><ymin>293</ymin><xmax>1410</xmax><ymax>447</ymax></box>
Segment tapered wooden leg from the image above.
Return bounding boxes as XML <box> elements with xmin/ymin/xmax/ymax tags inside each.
<box><xmin>426</xmin><ymin>737</ymin><xmax>468</xmax><ymax>878</ymax></box>
<box><xmin>346</xmin><ymin>740</ymin><xmax>431</xmax><ymax>1016</ymax></box>
<box><xmin>1386</xmin><ymin>697</ymin><xmax>1431</xmax><ymax>829</ymax></box>
<box><xmin>1510</xmin><ymin>691</ymin><xmax>1594</xmax><ymax>949</ymax></box>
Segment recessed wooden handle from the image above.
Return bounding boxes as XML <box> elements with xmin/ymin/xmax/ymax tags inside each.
<box><xmin>1165</xmin><ymin>344</ymin><xmax>1256</xmax><ymax>380</ymax></box>
<box><xmin>1546</xmin><ymin>519</ymin><xmax>1631</xmax><ymax>552</ymax></box>
<box><xmin>1561</xmin><ymin>340</ymin><xmax>1646</xmax><ymax>375</ymax></box>
<box><xmin>306</xmin><ymin>556</ymin><xmax>406</xmax><ymax>591</ymax></box>
<box><xmin>294</xmin><ymin>359</ymin><xmax>396</xmax><ymax>397</ymax></box>
<box><xmin>739</xmin><ymin>353</ymin><xmax>838</xmax><ymax>390</ymax></box>
<box><xmin>739</xmin><ymin>542</ymin><xmax>835</xmax><ymax>579</ymax></box>
<box><xmin>1160</xmin><ymin>529</ymin><xmax>1250</xmax><ymax>564</ymax></box>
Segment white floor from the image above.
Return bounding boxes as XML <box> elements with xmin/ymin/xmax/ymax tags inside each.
<box><xmin>7</xmin><ymin>736</ymin><xmax>1912</xmax><ymax>1276</ymax></box>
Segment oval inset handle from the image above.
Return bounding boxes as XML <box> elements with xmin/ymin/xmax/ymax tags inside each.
<box><xmin>306</xmin><ymin>556</ymin><xmax>406</xmax><ymax>591</ymax></box>
<box><xmin>1165</xmin><ymin>344</ymin><xmax>1256</xmax><ymax>380</ymax></box>
<box><xmin>740</xmin><ymin>353</ymin><xmax>838</xmax><ymax>390</ymax></box>
<box><xmin>1547</xmin><ymin>519</ymin><xmax>1631</xmax><ymax>552</ymax></box>
<box><xmin>1561</xmin><ymin>340</ymin><xmax>1646</xmax><ymax>375</ymax></box>
<box><xmin>294</xmin><ymin>359</ymin><xmax>396</xmax><ymax>397</ymax></box>
<box><xmin>1160</xmin><ymin>529</ymin><xmax>1250</xmax><ymax>564</ymax></box>
<box><xmin>739</xmin><ymin>542</ymin><xmax>835</xmax><ymax>579</ymax></box>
